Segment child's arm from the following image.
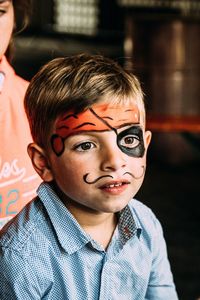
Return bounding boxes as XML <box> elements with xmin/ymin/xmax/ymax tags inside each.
<box><xmin>145</xmin><ymin>215</ymin><xmax>179</xmax><ymax>300</ymax></box>
<box><xmin>0</xmin><ymin>249</ymin><xmax>44</xmax><ymax>299</ymax></box>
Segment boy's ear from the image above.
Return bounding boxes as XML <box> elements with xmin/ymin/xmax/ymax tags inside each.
<box><xmin>27</xmin><ymin>143</ymin><xmax>53</xmax><ymax>182</ymax></box>
<box><xmin>144</xmin><ymin>130</ymin><xmax>152</xmax><ymax>150</ymax></box>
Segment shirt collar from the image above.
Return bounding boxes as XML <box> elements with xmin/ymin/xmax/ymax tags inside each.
<box><xmin>117</xmin><ymin>205</ymin><xmax>142</xmax><ymax>247</ymax></box>
<box><xmin>37</xmin><ymin>182</ymin><xmax>93</xmax><ymax>255</ymax></box>
<box><xmin>37</xmin><ymin>182</ymin><xmax>142</xmax><ymax>255</ymax></box>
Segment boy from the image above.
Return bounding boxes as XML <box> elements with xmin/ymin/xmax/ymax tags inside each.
<box><xmin>0</xmin><ymin>54</ymin><xmax>178</xmax><ymax>299</ymax></box>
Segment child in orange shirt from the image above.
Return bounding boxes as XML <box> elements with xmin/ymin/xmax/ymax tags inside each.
<box><xmin>0</xmin><ymin>0</ymin><xmax>41</xmax><ymax>228</ymax></box>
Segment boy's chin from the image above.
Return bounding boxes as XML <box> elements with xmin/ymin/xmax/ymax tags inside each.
<box><xmin>98</xmin><ymin>201</ymin><xmax>132</xmax><ymax>214</ymax></box>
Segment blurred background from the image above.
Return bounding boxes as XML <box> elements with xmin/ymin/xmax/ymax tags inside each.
<box><xmin>13</xmin><ymin>1</ymin><xmax>200</xmax><ymax>299</ymax></box>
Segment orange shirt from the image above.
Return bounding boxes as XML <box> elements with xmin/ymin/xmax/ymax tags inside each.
<box><xmin>0</xmin><ymin>56</ymin><xmax>41</xmax><ymax>228</ymax></box>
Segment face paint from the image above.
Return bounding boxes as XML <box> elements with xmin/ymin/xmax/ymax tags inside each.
<box><xmin>83</xmin><ymin>174</ymin><xmax>113</xmax><ymax>184</ymax></box>
<box><xmin>117</xmin><ymin>126</ymin><xmax>145</xmax><ymax>157</ymax></box>
<box><xmin>83</xmin><ymin>167</ymin><xmax>145</xmax><ymax>185</ymax></box>
<box><xmin>51</xmin><ymin>103</ymin><xmax>140</xmax><ymax>156</ymax></box>
<box><xmin>123</xmin><ymin>166</ymin><xmax>145</xmax><ymax>179</ymax></box>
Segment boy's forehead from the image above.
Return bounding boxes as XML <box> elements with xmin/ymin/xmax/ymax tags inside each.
<box><xmin>54</xmin><ymin>103</ymin><xmax>140</xmax><ymax>136</ymax></box>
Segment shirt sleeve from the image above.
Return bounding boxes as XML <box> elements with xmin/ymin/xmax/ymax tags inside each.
<box><xmin>0</xmin><ymin>248</ymin><xmax>44</xmax><ymax>299</ymax></box>
<box><xmin>145</xmin><ymin>213</ymin><xmax>179</xmax><ymax>300</ymax></box>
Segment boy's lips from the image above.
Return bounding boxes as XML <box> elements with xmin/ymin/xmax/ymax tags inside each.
<box><xmin>98</xmin><ymin>180</ymin><xmax>130</xmax><ymax>195</ymax></box>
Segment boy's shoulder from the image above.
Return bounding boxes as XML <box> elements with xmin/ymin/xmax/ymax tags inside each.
<box><xmin>0</xmin><ymin>196</ymin><xmax>57</xmax><ymax>296</ymax></box>
<box><xmin>128</xmin><ymin>198</ymin><xmax>163</xmax><ymax>237</ymax></box>
<box><xmin>0</xmin><ymin>197</ymin><xmax>48</xmax><ymax>256</ymax></box>
<box><xmin>129</xmin><ymin>198</ymin><xmax>155</xmax><ymax>219</ymax></box>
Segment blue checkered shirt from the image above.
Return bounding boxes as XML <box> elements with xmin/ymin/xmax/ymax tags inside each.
<box><xmin>0</xmin><ymin>182</ymin><xmax>178</xmax><ymax>299</ymax></box>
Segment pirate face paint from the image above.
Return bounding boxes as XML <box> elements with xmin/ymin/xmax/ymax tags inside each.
<box><xmin>117</xmin><ymin>126</ymin><xmax>145</xmax><ymax>157</ymax></box>
<box><xmin>47</xmin><ymin>101</ymin><xmax>151</xmax><ymax>214</ymax></box>
<box><xmin>47</xmin><ymin>126</ymin><xmax>150</xmax><ymax>215</ymax></box>
<box><xmin>83</xmin><ymin>167</ymin><xmax>145</xmax><ymax>185</ymax></box>
<box><xmin>51</xmin><ymin>103</ymin><xmax>141</xmax><ymax>156</ymax></box>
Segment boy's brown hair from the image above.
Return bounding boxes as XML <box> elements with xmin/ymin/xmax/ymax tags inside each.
<box><xmin>24</xmin><ymin>54</ymin><xmax>145</xmax><ymax>150</ymax></box>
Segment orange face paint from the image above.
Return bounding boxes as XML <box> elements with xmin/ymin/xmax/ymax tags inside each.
<box><xmin>51</xmin><ymin>103</ymin><xmax>140</xmax><ymax>156</ymax></box>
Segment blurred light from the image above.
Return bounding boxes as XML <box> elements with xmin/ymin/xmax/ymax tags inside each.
<box><xmin>54</xmin><ymin>0</ymin><xmax>99</xmax><ymax>35</ymax></box>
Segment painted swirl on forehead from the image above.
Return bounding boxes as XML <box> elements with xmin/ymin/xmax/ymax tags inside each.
<box><xmin>50</xmin><ymin>103</ymin><xmax>140</xmax><ymax>156</ymax></box>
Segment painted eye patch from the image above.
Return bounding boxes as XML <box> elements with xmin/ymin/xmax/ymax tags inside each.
<box><xmin>117</xmin><ymin>126</ymin><xmax>145</xmax><ymax>157</ymax></box>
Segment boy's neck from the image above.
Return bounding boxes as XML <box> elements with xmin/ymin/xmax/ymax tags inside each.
<box><xmin>52</xmin><ymin>182</ymin><xmax>118</xmax><ymax>249</ymax></box>
<box><xmin>68</xmin><ymin>203</ymin><xmax>118</xmax><ymax>250</ymax></box>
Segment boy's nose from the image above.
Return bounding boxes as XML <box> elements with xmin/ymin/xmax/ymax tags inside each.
<box><xmin>100</xmin><ymin>144</ymin><xmax>127</xmax><ymax>172</ymax></box>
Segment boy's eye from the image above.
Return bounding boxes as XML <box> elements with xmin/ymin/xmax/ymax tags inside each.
<box><xmin>0</xmin><ymin>4</ymin><xmax>9</xmax><ymax>16</ymax></box>
<box><xmin>0</xmin><ymin>9</ymin><xmax>6</xmax><ymax>16</ymax></box>
<box><xmin>117</xmin><ymin>126</ymin><xmax>145</xmax><ymax>157</ymax></box>
<box><xmin>119</xmin><ymin>135</ymin><xmax>140</xmax><ymax>149</ymax></box>
<box><xmin>74</xmin><ymin>142</ymin><xmax>95</xmax><ymax>152</ymax></box>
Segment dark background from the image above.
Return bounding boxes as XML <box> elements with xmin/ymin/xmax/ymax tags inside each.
<box><xmin>13</xmin><ymin>1</ymin><xmax>200</xmax><ymax>299</ymax></box>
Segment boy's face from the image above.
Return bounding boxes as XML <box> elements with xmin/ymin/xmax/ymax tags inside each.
<box><xmin>35</xmin><ymin>101</ymin><xmax>151</xmax><ymax>214</ymax></box>
<box><xmin>0</xmin><ymin>0</ymin><xmax>14</xmax><ymax>59</ymax></box>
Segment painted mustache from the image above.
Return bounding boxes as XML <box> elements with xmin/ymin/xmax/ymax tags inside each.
<box><xmin>83</xmin><ymin>166</ymin><xmax>145</xmax><ymax>184</ymax></box>
<box><xmin>83</xmin><ymin>174</ymin><xmax>113</xmax><ymax>184</ymax></box>
<box><xmin>123</xmin><ymin>166</ymin><xmax>145</xmax><ymax>179</ymax></box>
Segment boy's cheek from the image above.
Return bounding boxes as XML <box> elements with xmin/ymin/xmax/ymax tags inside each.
<box><xmin>128</xmin><ymin>157</ymin><xmax>146</xmax><ymax>179</ymax></box>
